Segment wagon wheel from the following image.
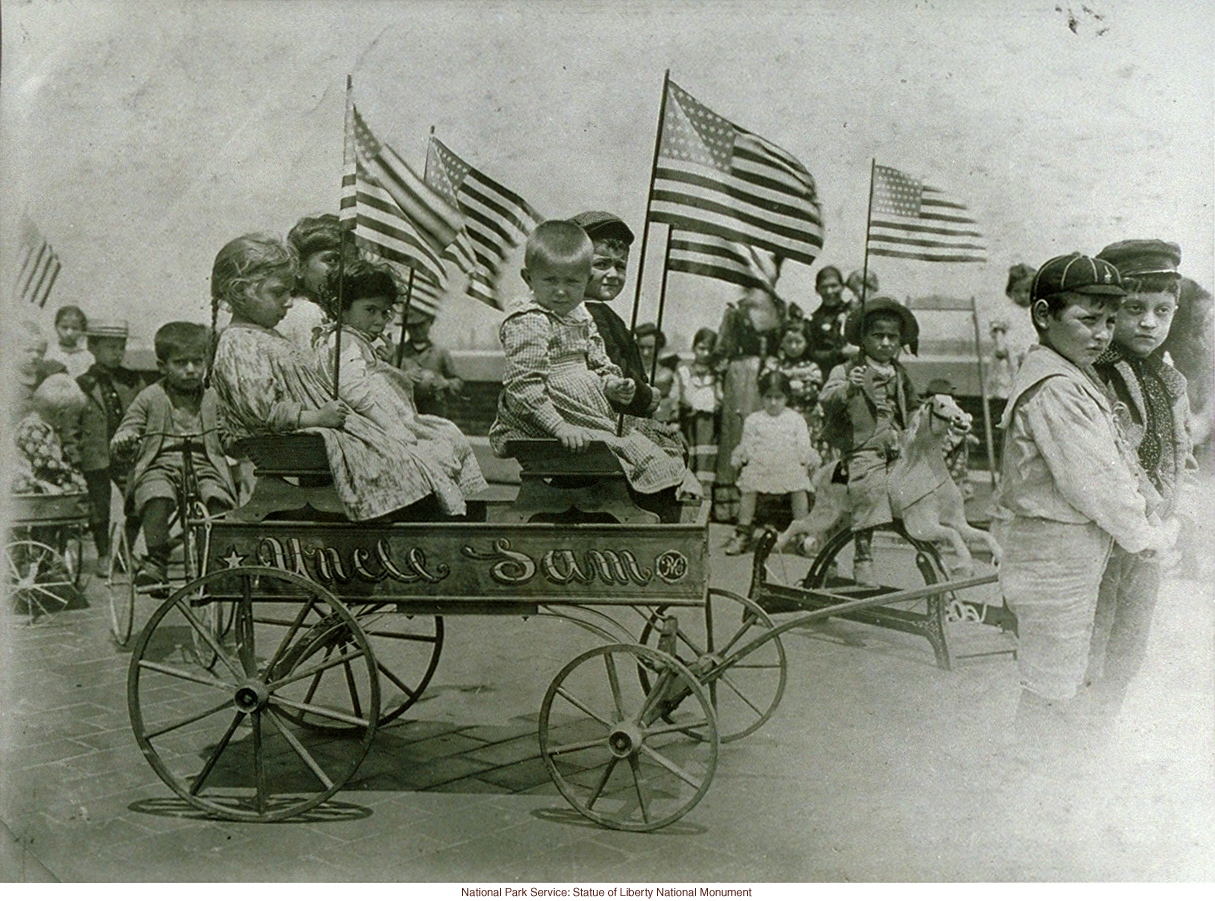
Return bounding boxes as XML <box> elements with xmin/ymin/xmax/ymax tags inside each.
<box><xmin>803</xmin><ymin>522</ymin><xmax>954</xmax><ymax>668</ymax></box>
<box><xmin>637</xmin><ymin>589</ymin><xmax>787</xmax><ymax>743</ymax></box>
<box><xmin>539</xmin><ymin>643</ymin><xmax>717</xmax><ymax>832</ymax></box>
<box><xmin>128</xmin><ymin>566</ymin><xmax>379</xmax><ymax>822</ymax></box>
<box><xmin>107</xmin><ymin>523</ymin><xmax>138</xmax><ymax>644</ymax></box>
<box><xmin>261</xmin><ymin>603</ymin><xmax>443</xmax><ymax>733</ymax></box>
<box><xmin>5</xmin><ymin>539</ymin><xmax>73</xmax><ymax>622</ymax></box>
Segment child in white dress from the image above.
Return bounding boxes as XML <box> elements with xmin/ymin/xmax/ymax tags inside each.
<box><xmin>725</xmin><ymin>369</ymin><xmax>818</xmax><ymax>555</ymax></box>
<box><xmin>313</xmin><ymin>260</ymin><xmax>487</xmax><ymax>513</ymax></box>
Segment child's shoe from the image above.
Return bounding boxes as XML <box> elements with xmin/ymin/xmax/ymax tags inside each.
<box><xmin>134</xmin><ymin>559</ymin><xmax>170</xmax><ymax>599</ymax></box>
<box><xmin>723</xmin><ymin>527</ymin><xmax>753</xmax><ymax>556</ymax></box>
<box><xmin>853</xmin><ymin>559</ymin><xmax>877</xmax><ymax>586</ymax></box>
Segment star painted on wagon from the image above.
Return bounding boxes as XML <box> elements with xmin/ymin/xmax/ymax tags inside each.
<box><xmin>221</xmin><ymin>548</ymin><xmax>246</xmax><ymax>570</ymax></box>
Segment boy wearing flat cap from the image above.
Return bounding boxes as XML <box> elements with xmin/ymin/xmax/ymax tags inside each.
<box><xmin>993</xmin><ymin>253</ymin><xmax>1174</xmax><ymax>760</ymax></box>
<box><xmin>1086</xmin><ymin>240</ymin><xmax>1198</xmax><ymax>734</ymax></box>
<box><xmin>568</xmin><ymin>211</ymin><xmax>657</xmax><ymax>418</ymax></box>
<box><xmin>820</xmin><ymin>297</ymin><xmax>919</xmax><ymax>584</ymax></box>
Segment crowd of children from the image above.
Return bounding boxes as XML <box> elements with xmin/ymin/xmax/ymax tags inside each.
<box><xmin>7</xmin><ymin>209</ymin><xmax>1200</xmax><ymax>766</ymax></box>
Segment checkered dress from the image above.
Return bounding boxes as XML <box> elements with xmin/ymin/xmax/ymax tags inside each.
<box><xmin>489</xmin><ymin>300</ymin><xmax>688</xmax><ymax>494</ymax></box>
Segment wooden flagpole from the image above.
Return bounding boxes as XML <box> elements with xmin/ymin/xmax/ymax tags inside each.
<box><xmin>618</xmin><ymin>69</ymin><xmax>672</xmax><ymax>435</ymax></box>
<box><xmin>395</xmin><ymin>125</ymin><xmax>435</xmax><ymax>369</ymax></box>
<box><xmin>969</xmin><ymin>296</ymin><xmax>1000</xmax><ymax>486</ymax></box>
<box><xmin>649</xmin><ymin>225</ymin><xmax>675</xmax><ymax>387</ymax></box>
<box><xmin>859</xmin><ymin>158</ymin><xmax>877</xmax><ymax>326</ymax></box>
<box><xmin>333</xmin><ymin>74</ymin><xmax>353</xmax><ymax>400</ymax></box>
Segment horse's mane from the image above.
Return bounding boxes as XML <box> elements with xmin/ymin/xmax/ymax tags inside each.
<box><xmin>899</xmin><ymin>402</ymin><xmax>937</xmax><ymax>460</ymax></box>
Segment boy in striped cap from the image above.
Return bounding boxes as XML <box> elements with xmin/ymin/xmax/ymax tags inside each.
<box><xmin>993</xmin><ymin>253</ymin><xmax>1175</xmax><ymax>761</ymax></box>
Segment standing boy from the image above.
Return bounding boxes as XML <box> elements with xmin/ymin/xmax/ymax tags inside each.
<box><xmin>993</xmin><ymin>253</ymin><xmax>1173</xmax><ymax>755</ymax></box>
<box><xmin>820</xmin><ymin>297</ymin><xmax>920</xmax><ymax>585</ymax></box>
<box><xmin>1087</xmin><ymin>240</ymin><xmax>1197</xmax><ymax>732</ymax></box>
<box><xmin>76</xmin><ymin>319</ymin><xmax>146</xmax><ymax>569</ymax></box>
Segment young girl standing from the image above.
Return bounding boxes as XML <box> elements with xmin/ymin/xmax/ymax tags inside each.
<box><xmin>490</xmin><ymin>221</ymin><xmax>697</xmax><ymax>520</ymax></box>
<box><xmin>46</xmin><ymin>306</ymin><xmax>92</xmax><ymax>378</ymax></box>
<box><xmin>209</xmin><ymin>233</ymin><xmax>472</xmax><ymax>521</ymax></box>
<box><xmin>724</xmin><ymin>370</ymin><xmax>816</xmax><ymax>555</ymax></box>
<box><xmin>313</xmin><ymin>259</ymin><xmax>487</xmax><ymax>512</ymax></box>
<box><xmin>675</xmin><ymin>327</ymin><xmax>722</xmax><ymax>495</ymax></box>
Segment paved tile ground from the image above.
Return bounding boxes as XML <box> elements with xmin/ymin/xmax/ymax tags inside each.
<box><xmin>3</xmin><ymin>507</ymin><xmax>1214</xmax><ymax>882</ymax></box>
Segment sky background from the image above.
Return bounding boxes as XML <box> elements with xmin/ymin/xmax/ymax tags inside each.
<box><xmin>2</xmin><ymin>0</ymin><xmax>1212</xmax><ymax>356</ymax></box>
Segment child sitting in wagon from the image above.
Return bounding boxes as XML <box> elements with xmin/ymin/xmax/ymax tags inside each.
<box><xmin>313</xmin><ymin>259</ymin><xmax>488</xmax><ymax>510</ymax></box>
<box><xmin>489</xmin><ymin>220</ymin><xmax>699</xmax><ymax>522</ymax></box>
<box><xmin>819</xmin><ymin>297</ymin><xmax>920</xmax><ymax>585</ymax></box>
<box><xmin>110</xmin><ymin>322</ymin><xmax>239</xmax><ymax>593</ymax></box>
<box><xmin>12</xmin><ymin>374</ymin><xmax>88</xmax><ymax>498</ymax></box>
<box><xmin>208</xmin><ymin>233</ymin><xmax>482</xmax><ymax>521</ymax></box>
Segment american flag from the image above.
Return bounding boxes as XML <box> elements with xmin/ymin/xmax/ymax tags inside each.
<box><xmin>424</xmin><ymin>137</ymin><xmax>544</xmax><ymax>311</ymax></box>
<box><xmin>866</xmin><ymin>164</ymin><xmax>987</xmax><ymax>263</ymax></box>
<box><xmin>340</xmin><ymin>100</ymin><xmax>463</xmax><ymax>286</ymax></box>
<box><xmin>667</xmin><ymin>231</ymin><xmax>780</xmax><ymax>293</ymax></box>
<box><xmin>15</xmin><ymin>215</ymin><xmax>61</xmax><ymax>308</ymax></box>
<box><xmin>649</xmin><ymin>81</ymin><xmax>823</xmax><ymax>268</ymax></box>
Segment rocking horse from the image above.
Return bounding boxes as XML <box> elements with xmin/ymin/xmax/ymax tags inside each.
<box><xmin>778</xmin><ymin>393</ymin><xmax>1001</xmax><ymax>576</ymax></box>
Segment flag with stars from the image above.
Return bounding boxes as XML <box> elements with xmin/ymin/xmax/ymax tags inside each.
<box><xmin>340</xmin><ymin>99</ymin><xmax>463</xmax><ymax>286</ymax></box>
<box><xmin>424</xmin><ymin>137</ymin><xmax>544</xmax><ymax>311</ymax></box>
<box><xmin>649</xmin><ymin>80</ymin><xmax>823</xmax><ymax>268</ymax></box>
<box><xmin>866</xmin><ymin>164</ymin><xmax>987</xmax><ymax>263</ymax></box>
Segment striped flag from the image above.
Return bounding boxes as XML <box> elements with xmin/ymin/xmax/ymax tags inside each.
<box><xmin>340</xmin><ymin>100</ymin><xmax>463</xmax><ymax>286</ymax></box>
<box><xmin>15</xmin><ymin>216</ymin><xmax>61</xmax><ymax>308</ymax></box>
<box><xmin>424</xmin><ymin>137</ymin><xmax>544</xmax><ymax>310</ymax></box>
<box><xmin>866</xmin><ymin>164</ymin><xmax>987</xmax><ymax>263</ymax></box>
<box><xmin>649</xmin><ymin>80</ymin><xmax>823</xmax><ymax>268</ymax></box>
<box><xmin>667</xmin><ymin>231</ymin><xmax>781</xmax><ymax>293</ymax></box>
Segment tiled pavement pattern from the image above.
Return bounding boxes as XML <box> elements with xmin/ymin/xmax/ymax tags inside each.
<box><xmin>3</xmin><ymin>520</ymin><xmax>1215</xmax><ymax>882</ymax></box>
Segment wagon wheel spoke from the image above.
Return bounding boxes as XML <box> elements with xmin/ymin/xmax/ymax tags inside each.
<box><xmin>638</xmin><ymin>743</ymin><xmax>702</xmax><ymax>790</ymax></box>
<box><xmin>376</xmin><ymin>659</ymin><xmax>418</xmax><ymax>700</ymax></box>
<box><xmin>252</xmin><ymin>710</ymin><xmax>267</xmax><ymax>815</ymax></box>
<box><xmin>262</xmin><ymin>596</ymin><xmax>319</xmax><ymax>677</ymax></box>
<box><xmin>265</xmin><ymin>708</ymin><xmax>334</xmax><ymax>790</ymax></box>
<box><xmin>643</xmin><ymin>719</ymin><xmax>711</xmax><ymax>738</ymax></box>
<box><xmin>545</xmin><ymin>735</ymin><xmax>611</xmax><ymax>757</ymax></box>
<box><xmin>712</xmin><ymin>671</ymin><xmax>766</xmax><ymax>718</ymax></box>
<box><xmin>145</xmin><ymin>697</ymin><xmax>237</xmax><ymax>741</ymax></box>
<box><xmin>237</xmin><ymin>577</ymin><xmax>257</xmax><ymax>677</ymax></box>
<box><xmin>271</xmin><ymin>695</ymin><xmax>373</xmax><ymax>730</ymax></box>
<box><xmin>188</xmin><ymin>710</ymin><xmax>246</xmax><ymax>795</ymax></box>
<box><xmin>172</xmin><ymin>595</ymin><xmax>244</xmax><ymax>681</ymax></box>
<box><xmin>627</xmin><ymin>754</ymin><xmax>650</xmax><ymax>825</ymax></box>
<box><xmin>137</xmin><ymin>659</ymin><xmax>235</xmax><ymax>693</ymax></box>
<box><xmin>604</xmin><ymin>651</ymin><xmax>626</xmax><ymax>720</ymax></box>
<box><xmin>584</xmin><ymin>755</ymin><xmax>620</xmax><ymax>810</ymax></box>
<box><xmin>266</xmin><ymin>646</ymin><xmax>369</xmax><ymax>692</ymax></box>
<box><xmin>553</xmin><ymin>685</ymin><xmax>613</xmax><ymax>727</ymax></box>
<box><xmin>342</xmin><ymin>658</ymin><xmax>363</xmax><ymax>721</ymax></box>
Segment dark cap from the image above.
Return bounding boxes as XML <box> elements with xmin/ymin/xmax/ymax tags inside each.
<box><xmin>569</xmin><ymin>211</ymin><xmax>635</xmax><ymax>246</ymax></box>
<box><xmin>844</xmin><ymin>296</ymin><xmax>920</xmax><ymax>354</ymax></box>
<box><xmin>1096</xmin><ymin>239</ymin><xmax>1181</xmax><ymax>278</ymax></box>
<box><xmin>1030</xmin><ymin>253</ymin><xmax>1125</xmax><ymax>303</ymax></box>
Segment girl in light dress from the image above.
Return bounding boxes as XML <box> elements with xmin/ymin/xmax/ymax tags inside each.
<box><xmin>208</xmin><ymin>233</ymin><xmax>482</xmax><ymax>521</ymax></box>
<box><xmin>724</xmin><ymin>369</ymin><xmax>818</xmax><ymax>555</ymax></box>
<box><xmin>674</xmin><ymin>327</ymin><xmax>722</xmax><ymax>495</ymax></box>
<box><xmin>312</xmin><ymin>259</ymin><xmax>487</xmax><ymax>510</ymax></box>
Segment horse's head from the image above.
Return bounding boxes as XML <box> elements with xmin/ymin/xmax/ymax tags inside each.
<box><xmin>904</xmin><ymin>393</ymin><xmax>972</xmax><ymax>453</ymax></box>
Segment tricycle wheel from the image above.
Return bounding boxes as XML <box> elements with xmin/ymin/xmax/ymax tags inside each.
<box><xmin>127</xmin><ymin>566</ymin><xmax>379</xmax><ymax>822</ymax></box>
<box><xmin>539</xmin><ymin>643</ymin><xmax>717</xmax><ymax>832</ymax></box>
<box><xmin>106</xmin><ymin>523</ymin><xmax>137</xmax><ymax>644</ymax></box>
<box><xmin>637</xmin><ymin>589</ymin><xmax>786</xmax><ymax>742</ymax></box>
<box><xmin>6</xmin><ymin>539</ymin><xmax>73</xmax><ymax>622</ymax></box>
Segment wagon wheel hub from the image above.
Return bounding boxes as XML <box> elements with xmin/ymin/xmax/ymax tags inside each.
<box><xmin>233</xmin><ymin>680</ymin><xmax>270</xmax><ymax>713</ymax></box>
<box><xmin>607</xmin><ymin>722</ymin><xmax>644</xmax><ymax>758</ymax></box>
<box><xmin>693</xmin><ymin>653</ymin><xmax>721</xmax><ymax>677</ymax></box>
